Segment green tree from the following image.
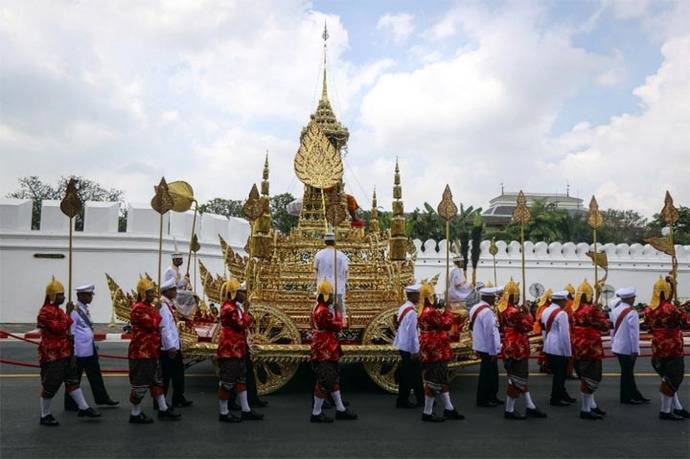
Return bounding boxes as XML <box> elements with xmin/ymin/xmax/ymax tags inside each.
<box><xmin>198</xmin><ymin>198</ymin><xmax>244</xmax><ymax>218</ymax></box>
<box><xmin>598</xmin><ymin>209</ymin><xmax>647</xmax><ymax>244</ymax></box>
<box><xmin>647</xmin><ymin>205</ymin><xmax>690</xmax><ymax>245</ymax></box>
<box><xmin>270</xmin><ymin>192</ymin><xmax>298</xmax><ymax>235</ymax></box>
<box><xmin>489</xmin><ymin>200</ymin><xmax>591</xmax><ymax>243</ymax></box>
<box><xmin>6</xmin><ymin>176</ymin><xmax>125</xmax><ymax>230</ymax></box>
<box><xmin>405</xmin><ymin>202</ymin><xmax>482</xmax><ymax>244</ymax></box>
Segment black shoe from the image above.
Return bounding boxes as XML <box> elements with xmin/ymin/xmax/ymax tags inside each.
<box><xmin>504</xmin><ymin>411</ymin><xmax>527</xmax><ymax>420</ymax></box>
<box><xmin>443</xmin><ymin>409</ymin><xmax>465</xmax><ymax>420</ymax></box>
<box><xmin>310</xmin><ymin>413</ymin><xmax>334</xmax><ymax>423</ymax></box>
<box><xmin>492</xmin><ymin>398</ymin><xmax>505</xmax><ymax>405</ymax></box>
<box><xmin>621</xmin><ymin>399</ymin><xmax>643</xmax><ymax>405</ymax></box>
<box><xmin>77</xmin><ymin>407</ymin><xmax>101</xmax><ymax>418</ymax></box>
<box><xmin>659</xmin><ymin>411</ymin><xmax>685</xmax><ymax>421</ymax></box>
<box><xmin>562</xmin><ymin>393</ymin><xmax>577</xmax><ymax>403</ymax></box>
<box><xmin>230</xmin><ymin>401</ymin><xmax>242</xmax><ymax>411</ymax></box>
<box><xmin>550</xmin><ymin>400</ymin><xmax>570</xmax><ymax>406</ymax></box>
<box><xmin>64</xmin><ymin>405</ymin><xmax>79</xmax><ymax>412</ymax></box>
<box><xmin>396</xmin><ymin>399</ymin><xmax>417</xmax><ymax>409</ymax></box>
<box><xmin>580</xmin><ymin>411</ymin><xmax>603</xmax><ymax>420</ymax></box>
<box><xmin>566</xmin><ymin>374</ymin><xmax>579</xmax><ymax>380</ymax></box>
<box><xmin>241</xmin><ymin>410</ymin><xmax>264</xmax><ymax>421</ymax></box>
<box><xmin>591</xmin><ymin>407</ymin><xmax>606</xmax><ymax>416</ymax></box>
<box><xmin>421</xmin><ymin>413</ymin><xmax>445</xmax><ymax>422</ymax></box>
<box><xmin>97</xmin><ymin>399</ymin><xmax>119</xmax><ymax>407</ymax></box>
<box><xmin>673</xmin><ymin>408</ymin><xmax>690</xmax><ymax>419</ymax></box>
<box><xmin>633</xmin><ymin>395</ymin><xmax>650</xmax><ymax>404</ymax></box>
<box><xmin>477</xmin><ymin>401</ymin><xmax>499</xmax><ymax>408</ymax></box>
<box><xmin>129</xmin><ymin>413</ymin><xmax>154</xmax><ymax>424</ymax></box>
<box><xmin>526</xmin><ymin>407</ymin><xmax>548</xmax><ymax>418</ymax></box>
<box><xmin>158</xmin><ymin>408</ymin><xmax>182</xmax><ymax>420</ymax></box>
<box><xmin>250</xmin><ymin>398</ymin><xmax>269</xmax><ymax>408</ymax></box>
<box><xmin>173</xmin><ymin>398</ymin><xmax>193</xmax><ymax>408</ymax></box>
<box><xmin>335</xmin><ymin>408</ymin><xmax>358</xmax><ymax>420</ymax></box>
<box><xmin>39</xmin><ymin>414</ymin><xmax>59</xmax><ymax>426</ymax></box>
<box><xmin>219</xmin><ymin>413</ymin><xmax>241</xmax><ymax>423</ymax></box>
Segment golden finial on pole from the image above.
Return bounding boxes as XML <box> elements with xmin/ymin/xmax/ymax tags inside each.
<box><xmin>586</xmin><ymin>195</ymin><xmax>605</xmax><ymax>303</ymax></box>
<box><xmin>60</xmin><ymin>178</ymin><xmax>82</xmax><ymax>305</ymax></box>
<box><xmin>390</xmin><ymin>158</ymin><xmax>407</xmax><ymax>261</ymax></box>
<box><xmin>151</xmin><ymin>177</ymin><xmax>174</xmax><ymax>290</ymax></box>
<box><xmin>437</xmin><ymin>185</ymin><xmax>458</xmax><ymax>303</ymax></box>
<box><xmin>489</xmin><ymin>237</ymin><xmax>499</xmax><ymax>287</ymax></box>
<box><xmin>512</xmin><ymin>191</ymin><xmax>531</xmax><ymax>305</ymax></box>
<box><xmin>370</xmin><ymin>188</ymin><xmax>380</xmax><ymax>233</ymax></box>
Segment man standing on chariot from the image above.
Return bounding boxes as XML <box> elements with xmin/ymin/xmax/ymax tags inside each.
<box><xmin>314</xmin><ymin>231</ymin><xmax>349</xmax><ymax>325</ymax></box>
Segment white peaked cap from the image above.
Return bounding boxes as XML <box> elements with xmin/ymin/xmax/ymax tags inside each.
<box><xmin>75</xmin><ymin>284</ymin><xmax>95</xmax><ymax>293</ymax></box>
<box><xmin>479</xmin><ymin>287</ymin><xmax>502</xmax><ymax>296</ymax></box>
<box><xmin>552</xmin><ymin>290</ymin><xmax>569</xmax><ymax>300</ymax></box>
<box><xmin>404</xmin><ymin>282</ymin><xmax>421</xmax><ymax>293</ymax></box>
<box><xmin>615</xmin><ymin>287</ymin><xmax>636</xmax><ymax>299</ymax></box>
<box><xmin>170</xmin><ymin>252</ymin><xmax>184</xmax><ymax>259</ymax></box>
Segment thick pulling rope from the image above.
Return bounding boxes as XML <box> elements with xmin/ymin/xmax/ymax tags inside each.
<box><xmin>0</xmin><ymin>329</ymin><xmax>128</xmax><ymax>360</ymax></box>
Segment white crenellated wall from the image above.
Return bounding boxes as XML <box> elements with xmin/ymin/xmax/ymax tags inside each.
<box><xmin>0</xmin><ymin>200</ymin><xmax>687</xmax><ymax>323</ymax></box>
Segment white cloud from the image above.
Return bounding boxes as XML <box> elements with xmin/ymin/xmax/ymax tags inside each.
<box><xmin>376</xmin><ymin>13</ymin><xmax>415</xmax><ymax>43</ymax></box>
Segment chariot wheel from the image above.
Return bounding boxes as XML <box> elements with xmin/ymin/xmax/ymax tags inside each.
<box><xmin>361</xmin><ymin>307</ymin><xmax>400</xmax><ymax>394</ymax></box>
<box><xmin>248</xmin><ymin>304</ymin><xmax>302</xmax><ymax>395</ymax></box>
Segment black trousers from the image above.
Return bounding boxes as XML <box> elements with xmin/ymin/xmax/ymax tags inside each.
<box><xmin>476</xmin><ymin>352</ymin><xmax>499</xmax><ymax>404</ymax></box>
<box><xmin>160</xmin><ymin>350</ymin><xmax>186</xmax><ymax>403</ymax></box>
<box><xmin>616</xmin><ymin>353</ymin><xmax>643</xmax><ymax>402</ymax></box>
<box><xmin>397</xmin><ymin>351</ymin><xmax>424</xmax><ymax>404</ymax></box>
<box><xmin>64</xmin><ymin>354</ymin><xmax>112</xmax><ymax>409</ymax></box>
<box><xmin>245</xmin><ymin>348</ymin><xmax>260</xmax><ymax>403</ymax></box>
<box><xmin>547</xmin><ymin>354</ymin><xmax>568</xmax><ymax>401</ymax></box>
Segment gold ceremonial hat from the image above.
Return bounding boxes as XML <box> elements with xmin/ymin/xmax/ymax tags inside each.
<box><xmin>316</xmin><ymin>278</ymin><xmax>334</xmax><ymax>302</ymax></box>
<box><xmin>538</xmin><ymin>288</ymin><xmax>553</xmax><ymax>308</ymax></box>
<box><xmin>417</xmin><ymin>281</ymin><xmax>436</xmax><ymax>314</ymax></box>
<box><xmin>649</xmin><ymin>276</ymin><xmax>670</xmax><ymax>310</ymax></box>
<box><xmin>564</xmin><ymin>283</ymin><xmax>575</xmax><ymax>296</ymax></box>
<box><xmin>497</xmin><ymin>278</ymin><xmax>519</xmax><ymax>312</ymax></box>
<box><xmin>45</xmin><ymin>276</ymin><xmax>65</xmax><ymax>303</ymax></box>
<box><xmin>220</xmin><ymin>277</ymin><xmax>241</xmax><ymax>301</ymax></box>
<box><xmin>572</xmin><ymin>279</ymin><xmax>593</xmax><ymax>312</ymax></box>
<box><xmin>136</xmin><ymin>276</ymin><xmax>155</xmax><ymax>299</ymax></box>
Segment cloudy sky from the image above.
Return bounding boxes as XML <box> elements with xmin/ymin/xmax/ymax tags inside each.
<box><xmin>1</xmin><ymin>0</ymin><xmax>689</xmax><ymax>216</ymax></box>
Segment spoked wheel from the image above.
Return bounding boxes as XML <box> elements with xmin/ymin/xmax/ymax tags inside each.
<box><xmin>361</xmin><ymin>307</ymin><xmax>400</xmax><ymax>394</ymax></box>
<box><xmin>248</xmin><ymin>304</ymin><xmax>302</xmax><ymax>395</ymax></box>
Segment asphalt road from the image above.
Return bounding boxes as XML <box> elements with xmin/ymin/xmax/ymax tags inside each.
<box><xmin>1</xmin><ymin>341</ymin><xmax>689</xmax><ymax>459</ymax></box>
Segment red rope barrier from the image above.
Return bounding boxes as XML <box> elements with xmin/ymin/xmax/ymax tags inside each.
<box><xmin>0</xmin><ymin>329</ymin><xmax>128</xmax><ymax>360</ymax></box>
<box><xmin>0</xmin><ymin>358</ymin><xmax>127</xmax><ymax>373</ymax></box>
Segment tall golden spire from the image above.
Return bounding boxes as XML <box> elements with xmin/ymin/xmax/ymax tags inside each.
<box><xmin>370</xmin><ymin>188</ymin><xmax>380</xmax><ymax>233</ymax></box>
<box><xmin>390</xmin><ymin>158</ymin><xmax>407</xmax><ymax>260</ymax></box>
<box><xmin>261</xmin><ymin>151</ymin><xmax>270</xmax><ymax>196</ymax></box>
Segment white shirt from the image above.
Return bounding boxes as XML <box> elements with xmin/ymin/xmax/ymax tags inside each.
<box><xmin>313</xmin><ymin>247</ymin><xmax>349</xmax><ymax>295</ymax></box>
<box><xmin>469</xmin><ymin>301</ymin><xmax>501</xmax><ymax>356</ymax></box>
<box><xmin>159</xmin><ymin>296</ymin><xmax>180</xmax><ymax>351</ymax></box>
<box><xmin>448</xmin><ymin>268</ymin><xmax>472</xmax><ymax>302</ymax></box>
<box><xmin>393</xmin><ymin>301</ymin><xmax>419</xmax><ymax>354</ymax></box>
<box><xmin>609</xmin><ymin>302</ymin><xmax>640</xmax><ymax>355</ymax></box>
<box><xmin>541</xmin><ymin>304</ymin><xmax>572</xmax><ymax>357</ymax></box>
<box><xmin>164</xmin><ymin>265</ymin><xmax>190</xmax><ymax>289</ymax></box>
<box><xmin>70</xmin><ymin>301</ymin><xmax>95</xmax><ymax>357</ymax></box>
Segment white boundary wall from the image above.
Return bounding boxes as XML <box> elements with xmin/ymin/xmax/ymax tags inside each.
<box><xmin>1</xmin><ymin>200</ymin><xmax>687</xmax><ymax>322</ymax></box>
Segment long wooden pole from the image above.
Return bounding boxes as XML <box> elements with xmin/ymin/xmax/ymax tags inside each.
<box><xmin>593</xmin><ymin>228</ymin><xmax>599</xmax><ymax>304</ymax></box>
<box><xmin>520</xmin><ymin>224</ymin><xmax>526</xmax><ymax>305</ymax></box>
<box><xmin>492</xmin><ymin>254</ymin><xmax>497</xmax><ymax>287</ymax></box>
<box><xmin>157</xmin><ymin>212</ymin><xmax>164</xmax><ymax>290</ymax></box>
<box><xmin>445</xmin><ymin>221</ymin><xmax>450</xmax><ymax>303</ymax></box>
<box><xmin>186</xmin><ymin>203</ymin><xmax>198</xmax><ymax>277</ymax></box>
<box><xmin>68</xmin><ymin>217</ymin><xmax>74</xmax><ymax>302</ymax></box>
<box><xmin>669</xmin><ymin>224</ymin><xmax>677</xmax><ymax>302</ymax></box>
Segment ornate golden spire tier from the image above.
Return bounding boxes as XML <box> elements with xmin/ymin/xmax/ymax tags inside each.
<box><xmin>370</xmin><ymin>188</ymin><xmax>380</xmax><ymax>233</ymax></box>
<box><xmin>251</xmin><ymin>153</ymin><xmax>273</xmax><ymax>259</ymax></box>
<box><xmin>390</xmin><ymin>159</ymin><xmax>407</xmax><ymax>260</ymax></box>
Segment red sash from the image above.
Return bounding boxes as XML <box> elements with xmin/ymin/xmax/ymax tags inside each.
<box><xmin>396</xmin><ymin>306</ymin><xmax>415</xmax><ymax>329</ymax></box>
<box><xmin>545</xmin><ymin>308</ymin><xmax>561</xmax><ymax>334</ymax></box>
<box><xmin>470</xmin><ymin>305</ymin><xmax>489</xmax><ymax>331</ymax></box>
<box><xmin>613</xmin><ymin>307</ymin><xmax>633</xmax><ymax>336</ymax></box>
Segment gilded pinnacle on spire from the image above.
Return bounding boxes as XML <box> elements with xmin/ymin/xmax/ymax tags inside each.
<box><xmin>261</xmin><ymin>152</ymin><xmax>270</xmax><ymax>196</ymax></box>
<box><xmin>370</xmin><ymin>188</ymin><xmax>380</xmax><ymax>233</ymax></box>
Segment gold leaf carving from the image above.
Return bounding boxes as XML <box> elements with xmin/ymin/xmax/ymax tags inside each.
<box><xmin>190</xmin><ymin>233</ymin><xmax>200</xmax><ymax>253</ymax></box>
<box><xmin>243</xmin><ymin>184</ymin><xmax>266</xmax><ymax>221</ymax></box>
<box><xmin>60</xmin><ymin>178</ymin><xmax>82</xmax><ymax>218</ymax></box>
<box><xmin>661</xmin><ymin>191</ymin><xmax>679</xmax><ymax>225</ymax></box>
<box><xmin>512</xmin><ymin>190</ymin><xmax>531</xmax><ymax>226</ymax></box>
<box><xmin>151</xmin><ymin>177</ymin><xmax>174</xmax><ymax>215</ymax></box>
<box><xmin>436</xmin><ymin>184</ymin><xmax>458</xmax><ymax>221</ymax></box>
<box><xmin>645</xmin><ymin>236</ymin><xmax>675</xmax><ymax>257</ymax></box>
<box><xmin>586</xmin><ymin>250</ymin><xmax>608</xmax><ymax>270</ymax></box>
<box><xmin>587</xmin><ymin>196</ymin><xmax>604</xmax><ymax>229</ymax></box>
<box><xmin>489</xmin><ymin>238</ymin><xmax>498</xmax><ymax>256</ymax></box>
<box><xmin>294</xmin><ymin>121</ymin><xmax>343</xmax><ymax>189</ymax></box>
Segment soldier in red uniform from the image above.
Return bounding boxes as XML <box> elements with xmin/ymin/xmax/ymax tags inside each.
<box><xmin>128</xmin><ymin>276</ymin><xmax>180</xmax><ymax>424</ymax></box>
<box><xmin>571</xmin><ymin>279</ymin><xmax>609</xmax><ymax>420</ymax></box>
<box><xmin>217</xmin><ymin>278</ymin><xmax>263</xmax><ymax>423</ymax></box>
<box><xmin>645</xmin><ymin>277</ymin><xmax>690</xmax><ymax>421</ymax></box>
<box><xmin>418</xmin><ymin>282</ymin><xmax>464</xmax><ymax>422</ymax></box>
<box><xmin>38</xmin><ymin>277</ymin><xmax>100</xmax><ymax>426</ymax></box>
<box><xmin>498</xmin><ymin>280</ymin><xmax>546</xmax><ymax>420</ymax></box>
<box><xmin>310</xmin><ymin>279</ymin><xmax>357</xmax><ymax>423</ymax></box>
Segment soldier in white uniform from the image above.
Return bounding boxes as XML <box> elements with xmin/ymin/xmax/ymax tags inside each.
<box><xmin>448</xmin><ymin>256</ymin><xmax>472</xmax><ymax>306</ymax></box>
<box><xmin>393</xmin><ymin>282</ymin><xmax>424</xmax><ymax>408</ymax></box>
<box><xmin>610</xmin><ymin>287</ymin><xmax>649</xmax><ymax>404</ymax></box>
<box><xmin>313</xmin><ymin>232</ymin><xmax>349</xmax><ymax>324</ymax></box>
<box><xmin>470</xmin><ymin>286</ymin><xmax>503</xmax><ymax>407</ymax></box>
<box><xmin>541</xmin><ymin>290</ymin><xmax>575</xmax><ymax>406</ymax></box>
<box><xmin>64</xmin><ymin>284</ymin><xmax>118</xmax><ymax>411</ymax></box>
<box><xmin>164</xmin><ymin>252</ymin><xmax>191</xmax><ymax>290</ymax></box>
<box><xmin>158</xmin><ymin>278</ymin><xmax>192</xmax><ymax>409</ymax></box>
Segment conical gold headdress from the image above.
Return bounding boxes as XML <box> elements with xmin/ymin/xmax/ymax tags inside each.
<box><xmin>572</xmin><ymin>279</ymin><xmax>593</xmax><ymax>312</ymax></box>
<box><xmin>649</xmin><ymin>276</ymin><xmax>670</xmax><ymax>310</ymax></box>
<box><xmin>220</xmin><ymin>277</ymin><xmax>241</xmax><ymax>301</ymax></box>
<box><xmin>45</xmin><ymin>276</ymin><xmax>65</xmax><ymax>303</ymax></box>
<box><xmin>498</xmin><ymin>279</ymin><xmax>520</xmax><ymax>312</ymax></box>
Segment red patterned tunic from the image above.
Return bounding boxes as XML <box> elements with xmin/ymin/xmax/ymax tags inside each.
<box><xmin>311</xmin><ymin>302</ymin><xmax>343</xmax><ymax>361</ymax></box>
<box><xmin>572</xmin><ymin>304</ymin><xmax>609</xmax><ymax>360</ymax></box>
<box><xmin>419</xmin><ymin>306</ymin><xmax>454</xmax><ymax>363</ymax></box>
<box><xmin>217</xmin><ymin>300</ymin><xmax>253</xmax><ymax>359</ymax></box>
<box><xmin>645</xmin><ymin>301</ymin><xmax>690</xmax><ymax>359</ymax></box>
<box><xmin>37</xmin><ymin>303</ymin><xmax>73</xmax><ymax>364</ymax></box>
<box><xmin>128</xmin><ymin>301</ymin><xmax>162</xmax><ymax>359</ymax></box>
<box><xmin>499</xmin><ymin>304</ymin><xmax>533</xmax><ymax>360</ymax></box>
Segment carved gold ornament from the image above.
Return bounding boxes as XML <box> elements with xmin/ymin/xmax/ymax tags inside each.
<box><xmin>190</xmin><ymin>233</ymin><xmax>200</xmax><ymax>253</ymax></box>
<box><xmin>437</xmin><ymin>184</ymin><xmax>458</xmax><ymax>221</ymax></box>
<box><xmin>512</xmin><ymin>190</ymin><xmax>531</xmax><ymax>225</ymax></box>
<box><xmin>645</xmin><ymin>235</ymin><xmax>675</xmax><ymax>257</ymax></box>
<box><xmin>489</xmin><ymin>238</ymin><xmax>498</xmax><ymax>256</ymax></box>
<box><xmin>167</xmin><ymin>181</ymin><xmax>195</xmax><ymax>213</ymax></box>
<box><xmin>661</xmin><ymin>191</ymin><xmax>679</xmax><ymax>225</ymax></box>
<box><xmin>243</xmin><ymin>184</ymin><xmax>266</xmax><ymax>221</ymax></box>
<box><xmin>151</xmin><ymin>177</ymin><xmax>174</xmax><ymax>215</ymax></box>
<box><xmin>587</xmin><ymin>196</ymin><xmax>604</xmax><ymax>229</ymax></box>
<box><xmin>294</xmin><ymin>121</ymin><xmax>343</xmax><ymax>189</ymax></box>
<box><xmin>60</xmin><ymin>178</ymin><xmax>83</xmax><ymax>218</ymax></box>
<box><xmin>586</xmin><ymin>251</ymin><xmax>608</xmax><ymax>270</ymax></box>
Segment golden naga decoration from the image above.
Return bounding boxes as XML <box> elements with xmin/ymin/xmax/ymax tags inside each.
<box><xmin>646</xmin><ymin>191</ymin><xmax>679</xmax><ymax>302</ymax></box>
<box><xmin>661</xmin><ymin>190</ymin><xmax>679</xmax><ymax>225</ymax></box>
<box><xmin>294</xmin><ymin>121</ymin><xmax>343</xmax><ymax>190</ymax></box>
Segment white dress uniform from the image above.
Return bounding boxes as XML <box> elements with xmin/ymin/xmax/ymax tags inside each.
<box><xmin>313</xmin><ymin>247</ymin><xmax>349</xmax><ymax>296</ymax></box>
<box><xmin>469</xmin><ymin>301</ymin><xmax>501</xmax><ymax>356</ymax></box>
<box><xmin>448</xmin><ymin>267</ymin><xmax>472</xmax><ymax>303</ymax></box>
<box><xmin>610</xmin><ymin>302</ymin><xmax>640</xmax><ymax>355</ymax></box>
<box><xmin>541</xmin><ymin>303</ymin><xmax>572</xmax><ymax>357</ymax></box>
<box><xmin>71</xmin><ymin>301</ymin><xmax>95</xmax><ymax>357</ymax></box>
<box><xmin>159</xmin><ymin>296</ymin><xmax>181</xmax><ymax>352</ymax></box>
<box><xmin>163</xmin><ymin>265</ymin><xmax>190</xmax><ymax>290</ymax></box>
<box><xmin>393</xmin><ymin>300</ymin><xmax>420</xmax><ymax>354</ymax></box>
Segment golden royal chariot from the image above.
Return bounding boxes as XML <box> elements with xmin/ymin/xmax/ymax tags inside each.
<box><xmin>106</xmin><ymin>66</ymin><xmax>482</xmax><ymax>395</ymax></box>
